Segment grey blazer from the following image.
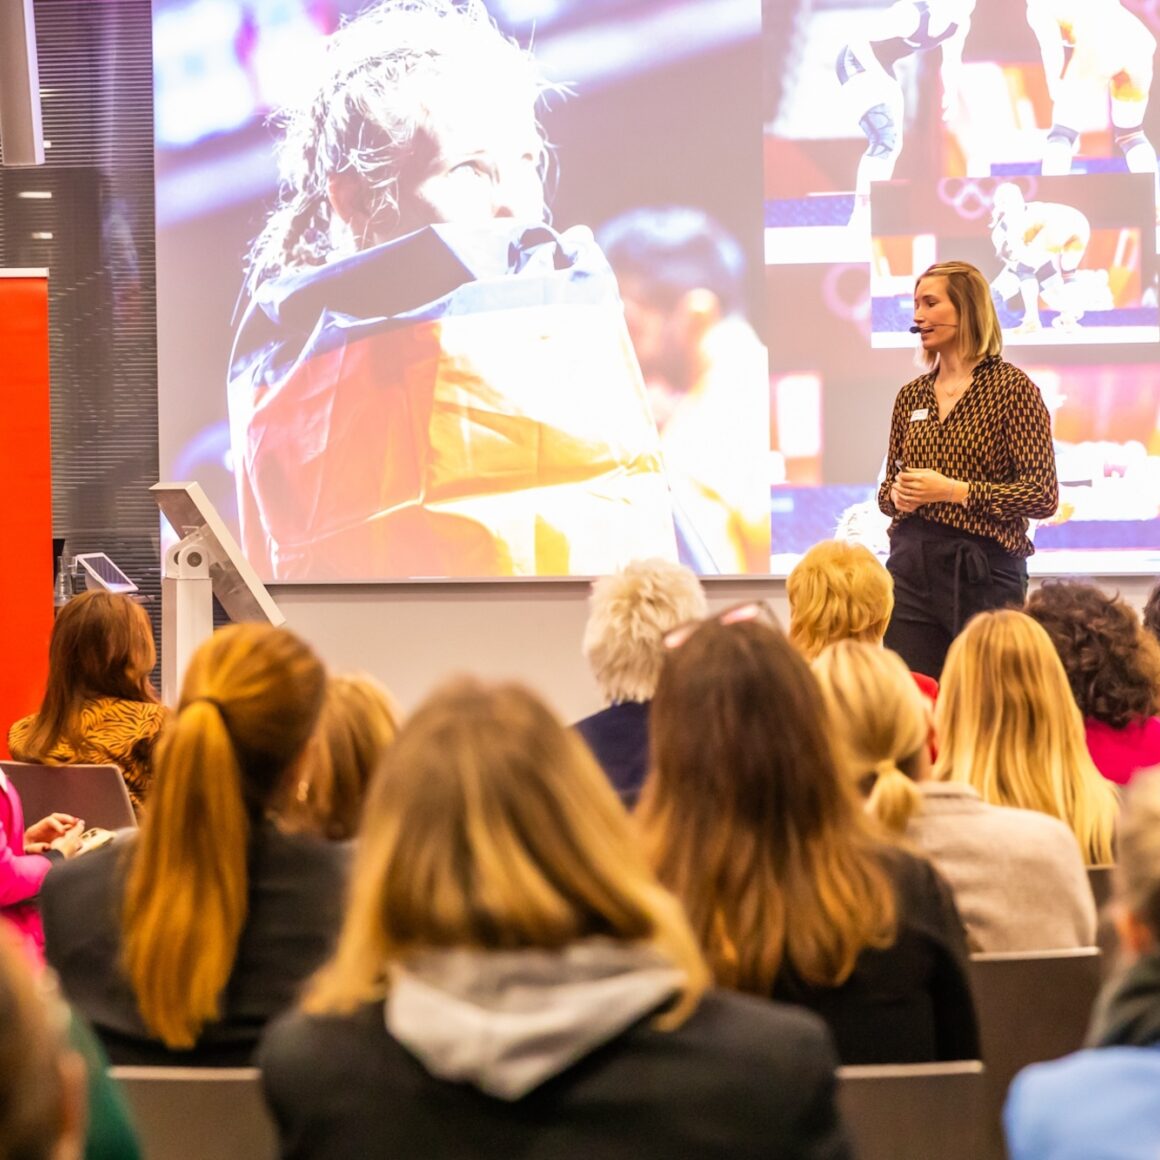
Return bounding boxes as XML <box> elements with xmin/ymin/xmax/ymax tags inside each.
<box><xmin>906</xmin><ymin>781</ymin><xmax>1097</xmax><ymax>953</ymax></box>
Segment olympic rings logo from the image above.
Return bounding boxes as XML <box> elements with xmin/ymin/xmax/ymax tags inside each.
<box><xmin>937</xmin><ymin>177</ymin><xmax>1039</xmax><ymax>220</ymax></box>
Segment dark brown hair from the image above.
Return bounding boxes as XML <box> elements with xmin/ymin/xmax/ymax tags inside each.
<box><xmin>637</xmin><ymin>619</ymin><xmax>896</xmax><ymax>994</ymax></box>
<box><xmin>1026</xmin><ymin>581</ymin><xmax>1160</xmax><ymax>728</ymax></box>
<box><xmin>22</xmin><ymin>590</ymin><xmax>158</xmax><ymax>758</ymax></box>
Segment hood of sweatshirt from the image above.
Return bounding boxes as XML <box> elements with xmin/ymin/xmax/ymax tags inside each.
<box><xmin>385</xmin><ymin>940</ymin><xmax>684</xmax><ymax>1100</ymax></box>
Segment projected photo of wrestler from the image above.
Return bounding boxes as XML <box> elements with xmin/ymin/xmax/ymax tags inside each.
<box><xmin>836</xmin><ymin>0</ymin><xmax>976</xmax><ymax>226</ymax></box>
<box><xmin>1025</xmin><ymin>0</ymin><xmax>1159</xmax><ymax>207</ymax></box>
<box><xmin>989</xmin><ymin>182</ymin><xmax>1094</xmax><ymax>334</ymax></box>
<box><xmin>228</xmin><ymin>0</ymin><xmax>678</xmax><ymax>580</ymax></box>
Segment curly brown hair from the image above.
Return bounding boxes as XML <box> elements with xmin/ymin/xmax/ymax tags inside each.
<box><xmin>1026</xmin><ymin>581</ymin><xmax>1160</xmax><ymax>728</ymax></box>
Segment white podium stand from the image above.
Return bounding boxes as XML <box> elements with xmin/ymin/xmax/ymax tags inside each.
<box><xmin>151</xmin><ymin>482</ymin><xmax>284</xmax><ymax>706</ymax></box>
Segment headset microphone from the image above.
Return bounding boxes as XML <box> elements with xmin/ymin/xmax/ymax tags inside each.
<box><xmin>909</xmin><ymin>322</ymin><xmax>956</xmax><ymax>334</ymax></box>
<box><xmin>908</xmin><ymin>325</ymin><xmax>921</xmax><ymax>334</ymax></box>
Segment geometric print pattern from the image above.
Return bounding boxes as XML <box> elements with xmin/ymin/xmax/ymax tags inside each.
<box><xmin>877</xmin><ymin>355</ymin><xmax>1060</xmax><ymax>557</ymax></box>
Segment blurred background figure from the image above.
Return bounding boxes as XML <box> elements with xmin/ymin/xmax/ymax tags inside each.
<box><xmin>1145</xmin><ymin>578</ymin><xmax>1160</xmax><ymax>646</ymax></box>
<box><xmin>42</xmin><ymin>625</ymin><xmax>349</xmax><ymax>1065</ymax></box>
<box><xmin>282</xmin><ymin>674</ymin><xmax>400</xmax><ymax>841</ymax></box>
<box><xmin>598</xmin><ymin>207</ymin><xmax>771</xmax><ymax>574</ymax></box>
<box><xmin>1026</xmin><ymin>581</ymin><xmax>1160</xmax><ymax>786</ymax></box>
<box><xmin>934</xmin><ymin>609</ymin><xmax>1119</xmax><ymax>865</ymax></box>
<box><xmin>261</xmin><ymin>678</ymin><xmax>850</xmax><ymax>1159</ymax></box>
<box><xmin>815</xmin><ymin>639</ymin><xmax>1096</xmax><ymax>954</ymax></box>
<box><xmin>0</xmin><ymin>930</ymin><xmax>86</xmax><ymax>1160</ymax></box>
<box><xmin>574</xmin><ymin>558</ymin><xmax>706</xmax><ymax>809</ymax></box>
<box><xmin>1005</xmin><ymin>770</ymin><xmax>1160</xmax><ymax>1159</ymax></box>
<box><xmin>8</xmin><ymin>592</ymin><xmax>167</xmax><ymax>815</ymax></box>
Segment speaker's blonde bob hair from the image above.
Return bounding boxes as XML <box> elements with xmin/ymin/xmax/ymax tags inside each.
<box><xmin>304</xmin><ymin>678</ymin><xmax>708</xmax><ymax>1026</ymax></box>
<box><xmin>916</xmin><ymin>260</ymin><xmax>1004</xmax><ymax>370</ymax></box>
<box><xmin>934</xmin><ymin>610</ymin><xmax>1118</xmax><ymax>864</ymax></box>
<box><xmin>813</xmin><ymin>640</ymin><xmax>931</xmax><ymax>836</ymax></box>
<box><xmin>787</xmin><ymin>540</ymin><xmax>894</xmax><ymax>660</ymax></box>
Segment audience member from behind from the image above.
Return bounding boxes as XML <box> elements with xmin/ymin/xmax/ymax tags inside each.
<box><xmin>260</xmin><ymin>679</ymin><xmax>851</xmax><ymax>1160</ymax></box>
<box><xmin>575</xmin><ymin>558</ymin><xmax>706</xmax><ymax>807</ymax></box>
<box><xmin>814</xmin><ymin>640</ymin><xmax>1095</xmax><ymax>953</ymax></box>
<box><xmin>8</xmin><ymin>591</ymin><xmax>166</xmax><ymax>813</ymax></box>
<box><xmin>788</xmin><ymin>539</ymin><xmax>939</xmax><ymax>705</ymax></box>
<box><xmin>0</xmin><ymin>930</ymin><xmax>86</xmax><ymax>1160</ymax></box>
<box><xmin>1027</xmin><ymin>581</ymin><xmax>1160</xmax><ymax>786</ymax></box>
<box><xmin>935</xmin><ymin>610</ymin><xmax>1119</xmax><ymax>866</ymax></box>
<box><xmin>638</xmin><ymin>617</ymin><xmax>979</xmax><ymax>1064</ymax></box>
<box><xmin>282</xmin><ymin>674</ymin><xmax>400</xmax><ymax>841</ymax></box>
<box><xmin>0</xmin><ymin>766</ymin><xmax>83</xmax><ymax>964</ymax></box>
<box><xmin>1005</xmin><ymin>770</ymin><xmax>1160</xmax><ymax>1159</ymax></box>
<box><xmin>41</xmin><ymin>625</ymin><xmax>350</xmax><ymax>1065</ymax></box>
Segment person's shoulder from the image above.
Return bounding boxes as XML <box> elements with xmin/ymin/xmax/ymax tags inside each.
<box><xmin>675</xmin><ymin>989</ymin><xmax>837</xmax><ymax>1073</ymax></box>
<box><xmin>898</xmin><ymin>371</ymin><xmax>934</xmax><ymax>399</ymax></box>
<box><xmin>1005</xmin><ymin>1048</ymin><xmax>1160</xmax><ymax>1159</ymax></box>
<box><xmin>875</xmin><ymin>842</ymin><xmax>957</xmax><ymax>921</ymax></box>
<box><xmin>6</xmin><ymin>714</ymin><xmax>36</xmax><ymax>756</ymax></box>
<box><xmin>259</xmin><ymin>1002</ymin><xmax>387</xmax><ymax>1094</ymax></box>
<box><xmin>43</xmin><ymin>840</ymin><xmax>123</xmax><ymax>900</ymax></box>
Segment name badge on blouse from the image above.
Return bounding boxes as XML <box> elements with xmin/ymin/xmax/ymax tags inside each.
<box><xmin>910</xmin><ymin>408</ymin><xmax>929</xmax><ymax>421</ymax></box>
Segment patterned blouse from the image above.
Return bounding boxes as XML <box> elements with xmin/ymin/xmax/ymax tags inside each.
<box><xmin>8</xmin><ymin>698</ymin><xmax>168</xmax><ymax>814</ymax></box>
<box><xmin>876</xmin><ymin>355</ymin><xmax>1059</xmax><ymax>557</ymax></box>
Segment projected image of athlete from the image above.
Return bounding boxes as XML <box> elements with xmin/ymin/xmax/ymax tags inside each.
<box><xmin>836</xmin><ymin>0</ymin><xmax>976</xmax><ymax>226</ymax></box>
<box><xmin>598</xmin><ymin>208</ymin><xmax>771</xmax><ymax>575</ymax></box>
<box><xmin>988</xmin><ymin>182</ymin><xmax>1093</xmax><ymax>333</ymax></box>
<box><xmin>1026</xmin><ymin>0</ymin><xmax>1159</xmax><ymax>201</ymax></box>
<box><xmin>229</xmin><ymin>0</ymin><xmax>677</xmax><ymax>580</ymax></box>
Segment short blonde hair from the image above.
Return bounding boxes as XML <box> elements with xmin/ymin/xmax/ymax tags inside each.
<box><xmin>934</xmin><ymin>610</ymin><xmax>1118</xmax><ymax>864</ymax></box>
<box><xmin>304</xmin><ymin>677</ymin><xmax>708</xmax><ymax>1025</ymax></box>
<box><xmin>812</xmin><ymin>641</ymin><xmax>930</xmax><ymax>835</ymax></box>
<box><xmin>787</xmin><ymin>540</ymin><xmax>894</xmax><ymax>660</ymax></box>
<box><xmin>916</xmin><ymin>260</ymin><xmax>1004</xmax><ymax>370</ymax></box>
<box><xmin>583</xmin><ymin>558</ymin><xmax>707</xmax><ymax>704</ymax></box>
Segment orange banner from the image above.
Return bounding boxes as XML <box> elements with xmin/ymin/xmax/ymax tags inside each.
<box><xmin>0</xmin><ymin>272</ymin><xmax>51</xmax><ymax>756</ymax></box>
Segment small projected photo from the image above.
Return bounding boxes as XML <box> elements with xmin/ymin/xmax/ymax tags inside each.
<box><xmin>867</xmin><ymin>173</ymin><xmax>1160</xmax><ymax>348</ymax></box>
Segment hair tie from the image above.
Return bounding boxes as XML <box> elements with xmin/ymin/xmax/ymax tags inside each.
<box><xmin>188</xmin><ymin>695</ymin><xmax>226</xmax><ymax>714</ymax></box>
<box><xmin>872</xmin><ymin>758</ymin><xmax>899</xmax><ymax>778</ymax></box>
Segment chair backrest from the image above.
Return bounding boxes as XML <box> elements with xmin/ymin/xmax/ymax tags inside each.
<box><xmin>837</xmin><ymin>1061</ymin><xmax>988</xmax><ymax>1160</ymax></box>
<box><xmin>108</xmin><ymin>1067</ymin><xmax>277</xmax><ymax>1160</ymax></box>
<box><xmin>968</xmin><ymin>947</ymin><xmax>1102</xmax><ymax>1153</ymax></box>
<box><xmin>0</xmin><ymin>760</ymin><xmax>136</xmax><ymax>831</ymax></box>
<box><xmin>1087</xmin><ymin>865</ymin><xmax>1115</xmax><ymax>911</ymax></box>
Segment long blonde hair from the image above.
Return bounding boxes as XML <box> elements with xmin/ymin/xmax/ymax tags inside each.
<box><xmin>934</xmin><ymin>610</ymin><xmax>1118</xmax><ymax>864</ymax></box>
<box><xmin>916</xmin><ymin>260</ymin><xmax>1003</xmax><ymax>370</ymax></box>
<box><xmin>787</xmin><ymin>540</ymin><xmax>894</xmax><ymax>660</ymax></box>
<box><xmin>284</xmin><ymin>674</ymin><xmax>400</xmax><ymax>841</ymax></box>
<box><xmin>637</xmin><ymin>620</ymin><xmax>897</xmax><ymax>995</ymax></box>
<box><xmin>813</xmin><ymin>641</ymin><xmax>931</xmax><ymax>835</ymax></box>
<box><xmin>121</xmin><ymin>624</ymin><xmax>326</xmax><ymax>1049</ymax></box>
<box><xmin>304</xmin><ymin>678</ymin><xmax>708</xmax><ymax>1026</ymax></box>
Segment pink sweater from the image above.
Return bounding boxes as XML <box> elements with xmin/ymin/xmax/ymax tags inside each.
<box><xmin>0</xmin><ymin>772</ymin><xmax>53</xmax><ymax>963</ymax></box>
<box><xmin>1085</xmin><ymin>717</ymin><xmax>1160</xmax><ymax>787</ymax></box>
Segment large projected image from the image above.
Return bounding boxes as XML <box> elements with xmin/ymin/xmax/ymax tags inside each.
<box><xmin>157</xmin><ymin>0</ymin><xmax>1160</xmax><ymax>583</ymax></box>
<box><xmin>155</xmin><ymin>0</ymin><xmax>768</xmax><ymax>581</ymax></box>
<box><xmin>764</xmin><ymin>0</ymin><xmax>1160</xmax><ymax>575</ymax></box>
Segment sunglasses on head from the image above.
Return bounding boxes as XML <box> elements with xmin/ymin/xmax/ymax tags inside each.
<box><xmin>662</xmin><ymin>601</ymin><xmax>781</xmax><ymax>651</ymax></box>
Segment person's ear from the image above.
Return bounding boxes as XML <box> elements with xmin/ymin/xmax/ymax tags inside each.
<box><xmin>1114</xmin><ymin>906</ymin><xmax>1155</xmax><ymax>958</ymax></box>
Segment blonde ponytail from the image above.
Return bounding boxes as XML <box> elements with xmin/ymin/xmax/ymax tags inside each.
<box><xmin>121</xmin><ymin>625</ymin><xmax>325</xmax><ymax>1048</ymax></box>
<box><xmin>867</xmin><ymin>762</ymin><xmax>926</xmax><ymax>836</ymax></box>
